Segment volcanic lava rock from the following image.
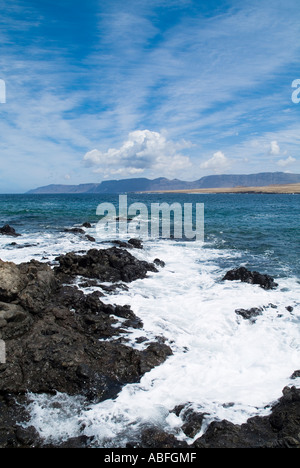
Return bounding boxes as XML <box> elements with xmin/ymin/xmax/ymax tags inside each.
<box><xmin>0</xmin><ymin>248</ymin><xmax>172</xmax><ymax>447</ymax></box>
<box><xmin>0</xmin><ymin>256</ymin><xmax>170</xmax><ymax>398</ymax></box>
<box><xmin>153</xmin><ymin>258</ymin><xmax>165</xmax><ymax>268</ymax></box>
<box><xmin>138</xmin><ymin>428</ymin><xmax>189</xmax><ymax>448</ymax></box>
<box><xmin>172</xmin><ymin>404</ymin><xmax>208</xmax><ymax>438</ymax></box>
<box><xmin>235</xmin><ymin>307</ymin><xmax>263</xmax><ymax>321</ymax></box>
<box><xmin>54</xmin><ymin>247</ymin><xmax>158</xmax><ymax>283</ymax></box>
<box><xmin>222</xmin><ymin>266</ymin><xmax>278</xmax><ymax>290</ymax></box>
<box><xmin>128</xmin><ymin>238</ymin><xmax>143</xmax><ymax>249</ymax></box>
<box><xmin>63</xmin><ymin>227</ymin><xmax>85</xmax><ymax>234</ymax></box>
<box><xmin>193</xmin><ymin>386</ymin><xmax>300</xmax><ymax>448</ymax></box>
<box><xmin>291</xmin><ymin>370</ymin><xmax>300</xmax><ymax>379</ymax></box>
<box><xmin>0</xmin><ymin>259</ymin><xmax>58</xmax><ymax>310</ymax></box>
<box><xmin>85</xmin><ymin>235</ymin><xmax>96</xmax><ymax>242</ymax></box>
<box><xmin>0</xmin><ymin>224</ymin><xmax>21</xmax><ymax>237</ymax></box>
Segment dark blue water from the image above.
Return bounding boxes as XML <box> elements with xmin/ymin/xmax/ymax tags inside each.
<box><xmin>0</xmin><ymin>193</ymin><xmax>299</xmax><ymax>277</ymax></box>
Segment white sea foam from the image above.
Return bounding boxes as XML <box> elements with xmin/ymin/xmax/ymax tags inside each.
<box><xmin>16</xmin><ymin>236</ymin><xmax>300</xmax><ymax>447</ymax></box>
<box><xmin>0</xmin><ymin>227</ymin><xmax>99</xmax><ymax>264</ymax></box>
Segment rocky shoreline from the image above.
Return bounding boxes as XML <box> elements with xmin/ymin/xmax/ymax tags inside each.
<box><xmin>0</xmin><ymin>235</ymin><xmax>299</xmax><ymax>448</ymax></box>
<box><xmin>0</xmin><ymin>239</ymin><xmax>172</xmax><ymax>447</ymax></box>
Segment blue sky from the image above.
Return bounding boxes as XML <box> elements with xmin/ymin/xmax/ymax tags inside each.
<box><xmin>0</xmin><ymin>0</ymin><xmax>299</xmax><ymax>192</ymax></box>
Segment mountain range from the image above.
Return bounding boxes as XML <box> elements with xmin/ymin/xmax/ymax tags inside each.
<box><xmin>27</xmin><ymin>172</ymin><xmax>300</xmax><ymax>194</ymax></box>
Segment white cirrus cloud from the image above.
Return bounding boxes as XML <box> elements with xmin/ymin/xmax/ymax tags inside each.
<box><xmin>83</xmin><ymin>129</ymin><xmax>192</xmax><ymax>178</ymax></box>
<box><xmin>200</xmin><ymin>151</ymin><xmax>231</xmax><ymax>173</ymax></box>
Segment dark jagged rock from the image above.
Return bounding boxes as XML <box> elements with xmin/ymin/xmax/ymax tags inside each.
<box><xmin>0</xmin><ymin>224</ymin><xmax>21</xmax><ymax>237</ymax></box>
<box><xmin>0</xmin><ymin>258</ymin><xmax>171</xmax><ymax>397</ymax></box>
<box><xmin>111</xmin><ymin>240</ymin><xmax>134</xmax><ymax>248</ymax></box>
<box><xmin>131</xmin><ymin>385</ymin><xmax>300</xmax><ymax>448</ymax></box>
<box><xmin>10</xmin><ymin>243</ymin><xmax>38</xmax><ymax>249</ymax></box>
<box><xmin>1</xmin><ymin>246</ymin><xmax>298</xmax><ymax>449</ymax></box>
<box><xmin>128</xmin><ymin>238</ymin><xmax>143</xmax><ymax>249</ymax></box>
<box><xmin>153</xmin><ymin>258</ymin><xmax>165</xmax><ymax>268</ymax></box>
<box><xmin>172</xmin><ymin>405</ymin><xmax>208</xmax><ymax>438</ymax></box>
<box><xmin>99</xmin><ymin>283</ymin><xmax>129</xmax><ymax>294</ymax></box>
<box><xmin>222</xmin><ymin>266</ymin><xmax>278</xmax><ymax>290</ymax></box>
<box><xmin>138</xmin><ymin>342</ymin><xmax>172</xmax><ymax>375</ymax></box>
<box><xmin>85</xmin><ymin>234</ymin><xmax>96</xmax><ymax>242</ymax></box>
<box><xmin>0</xmin><ymin>394</ymin><xmax>42</xmax><ymax>448</ymax></box>
<box><xmin>43</xmin><ymin>435</ymin><xmax>94</xmax><ymax>448</ymax></box>
<box><xmin>63</xmin><ymin>227</ymin><xmax>85</xmax><ymax>234</ymax></box>
<box><xmin>111</xmin><ymin>238</ymin><xmax>143</xmax><ymax>249</ymax></box>
<box><xmin>54</xmin><ymin>247</ymin><xmax>158</xmax><ymax>283</ymax></box>
<box><xmin>138</xmin><ymin>428</ymin><xmax>189</xmax><ymax>448</ymax></box>
<box><xmin>0</xmin><ymin>250</ymin><xmax>172</xmax><ymax>448</ymax></box>
<box><xmin>193</xmin><ymin>386</ymin><xmax>300</xmax><ymax>448</ymax></box>
<box><xmin>0</xmin><ymin>302</ymin><xmax>33</xmax><ymax>340</ymax></box>
<box><xmin>0</xmin><ymin>259</ymin><xmax>58</xmax><ymax>308</ymax></box>
<box><xmin>235</xmin><ymin>307</ymin><xmax>263</xmax><ymax>321</ymax></box>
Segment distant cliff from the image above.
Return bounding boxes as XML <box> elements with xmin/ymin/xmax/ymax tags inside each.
<box><xmin>27</xmin><ymin>183</ymin><xmax>99</xmax><ymax>194</ymax></box>
<box><xmin>27</xmin><ymin>172</ymin><xmax>300</xmax><ymax>194</ymax></box>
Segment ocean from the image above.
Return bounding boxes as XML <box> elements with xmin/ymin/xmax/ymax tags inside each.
<box><xmin>0</xmin><ymin>193</ymin><xmax>299</xmax><ymax>446</ymax></box>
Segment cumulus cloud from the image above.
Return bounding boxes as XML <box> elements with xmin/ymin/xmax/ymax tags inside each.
<box><xmin>269</xmin><ymin>140</ymin><xmax>280</xmax><ymax>155</ymax></box>
<box><xmin>277</xmin><ymin>156</ymin><xmax>296</xmax><ymax>167</ymax></box>
<box><xmin>200</xmin><ymin>151</ymin><xmax>231</xmax><ymax>173</ymax></box>
<box><xmin>83</xmin><ymin>129</ymin><xmax>192</xmax><ymax>178</ymax></box>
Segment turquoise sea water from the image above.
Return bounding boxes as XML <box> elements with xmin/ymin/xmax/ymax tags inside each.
<box><xmin>0</xmin><ymin>193</ymin><xmax>299</xmax><ymax>446</ymax></box>
<box><xmin>0</xmin><ymin>193</ymin><xmax>299</xmax><ymax>277</ymax></box>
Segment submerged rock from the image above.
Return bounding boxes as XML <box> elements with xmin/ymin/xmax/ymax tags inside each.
<box><xmin>172</xmin><ymin>404</ymin><xmax>208</xmax><ymax>438</ymax></box>
<box><xmin>291</xmin><ymin>370</ymin><xmax>300</xmax><ymax>379</ymax></box>
<box><xmin>0</xmin><ymin>224</ymin><xmax>21</xmax><ymax>237</ymax></box>
<box><xmin>235</xmin><ymin>307</ymin><xmax>263</xmax><ymax>321</ymax></box>
<box><xmin>153</xmin><ymin>258</ymin><xmax>165</xmax><ymax>268</ymax></box>
<box><xmin>111</xmin><ymin>238</ymin><xmax>143</xmax><ymax>249</ymax></box>
<box><xmin>85</xmin><ymin>234</ymin><xmax>96</xmax><ymax>242</ymax></box>
<box><xmin>63</xmin><ymin>227</ymin><xmax>85</xmax><ymax>234</ymax></box>
<box><xmin>128</xmin><ymin>238</ymin><xmax>143</xmax><ymax>249</ymax></box>
<box><xmin>222</xmin><ymin>266</ymin><xmax>278</xmax><ymax>290</ymax></box>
